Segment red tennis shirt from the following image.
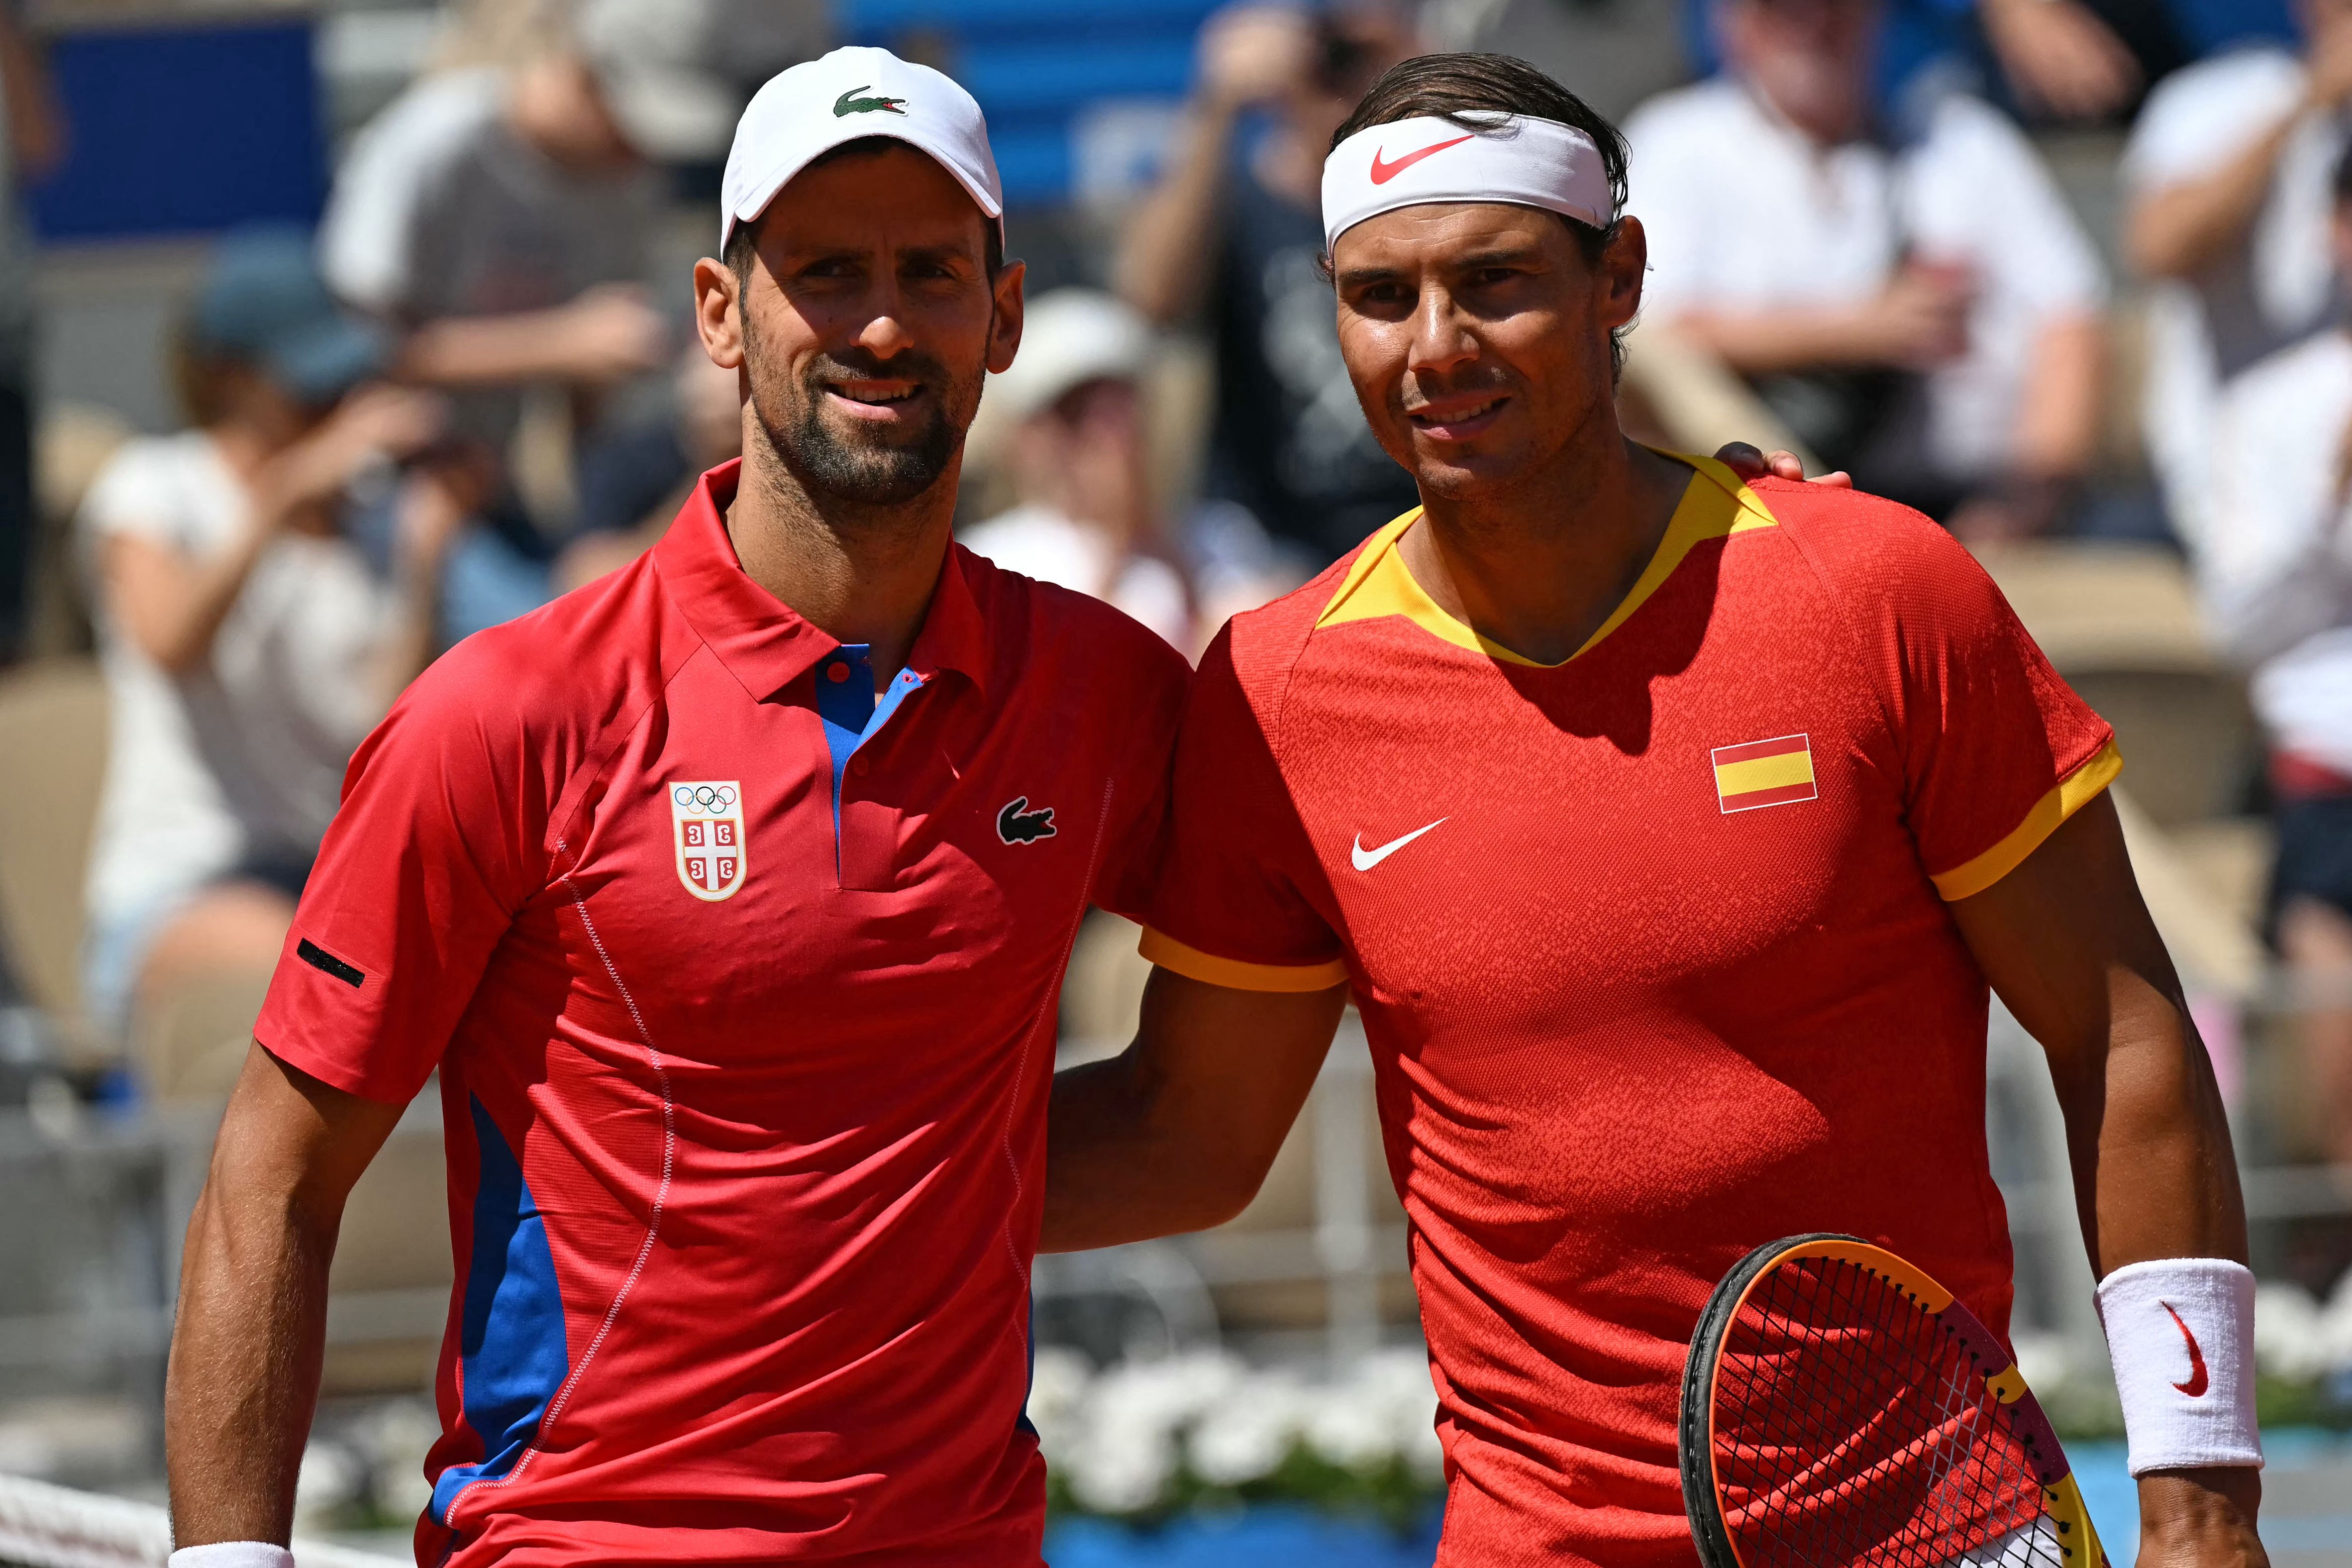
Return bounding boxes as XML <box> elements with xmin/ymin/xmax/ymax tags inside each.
<box><xmin>254</xmin><ymin>461</ymin><xmax>1189</xmax><ymax>1567</ymax></box>
<box><xmin>1141</xmin><ymin>456</ymin><xmax>2119</xmax><ymax>1568</ymax></box>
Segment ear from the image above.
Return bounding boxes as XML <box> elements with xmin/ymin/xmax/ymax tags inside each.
<box><xmin>693</xmin><ymin>255</ymin><xmax>746</xmax><ymax>371</ymax></box>
<box><xmin>986</xmin><ymin>256</ymin><xmax>1027</xmax><ymax>376</ymax></box>
<box><xmin>1595</xmin><ymin>216</ymin><xmax>1647</xmax><ymax>334</ymax></box>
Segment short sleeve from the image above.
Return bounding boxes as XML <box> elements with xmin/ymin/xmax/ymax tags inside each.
<box><xmin>1766</xmin><ymin>483</ymin><xmax>2118</xmax><ymax>900</ymax></box>
<box><xmin>1914</xmin><ymin>100</ymin><xmax>2106</xmax><ymax>317</ymax></box>
<box><xmin>1139</xmin><ymin>625</ymin><xmax>1348</xmax><ymax>992</ymax></box>
<box><xmin>253</xmin><ymin>648</ymin><xmax>548</xmax><ymax>1103</ymax></box>
<box><xmin>1087</xmin><ymin>629</ymin><xmax>1193</xmax><ymax>924</ymax></box>
<box><xmin>2121</xmin><ymin>50</ymin><xmax>2306</xmax><ymax>193</ymax></box>
<box><xmin>78</xmin><ymin>440</ymin><xmax>199</xmax><ymax>551</ymax></box>
<box><xmin>1804</xmin><ymin>491</ymin><xmax>2119</xmax><ymax>900</ymax></box>
<box><xmin>319</xmin><ymin>72</ymin><xmax>495</xmax><ymax>315</ymax></box>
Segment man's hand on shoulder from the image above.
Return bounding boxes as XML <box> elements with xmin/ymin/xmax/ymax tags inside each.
<box><xmin>2137</xmin><ymin>1468</ymin><xmax>2268</xmax><ymax>1568</ymax></box>
<box><xmin>1711</xmin><ymin>443</ymin><xmax>1853</xmax><ymax>488</ymax></box>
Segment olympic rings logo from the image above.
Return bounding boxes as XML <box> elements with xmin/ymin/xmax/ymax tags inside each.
<box><xmin>672</xmin><ymin>784</ymin><xmax>739</xmax><ymax>811</ymax></box>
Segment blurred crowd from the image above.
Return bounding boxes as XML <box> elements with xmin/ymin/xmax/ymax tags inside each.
<box><xmin>1</xmin><ymin>0</ymin><xmax>2350</xmax><ymax>1162</ymax></box>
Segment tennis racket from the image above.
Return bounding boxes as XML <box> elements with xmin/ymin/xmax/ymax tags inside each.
<box><xmin>1679</xmin><ymin>1232</ymin><xmax>2107</xmax><ymax>1568</ymax></box>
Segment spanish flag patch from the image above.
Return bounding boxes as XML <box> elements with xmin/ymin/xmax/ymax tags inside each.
<box><xmin>1713</xmin><ymin>733</ymin><xmax>1817</xmax><ymax>813</ymax></box>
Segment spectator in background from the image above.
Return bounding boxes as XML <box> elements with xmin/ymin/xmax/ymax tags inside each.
<box><xmin>2202</xmin><ymin>144</ymin><xmax>2352</xmax><ymax>1166</ymax></box>
<box><xmin>962</xmin><ymin>291</ymin><xmax>1194</xmax><ymax>653</ymax></box>
<box><xmin>0</xmin><ymin>4</ymin><xmax>60</xmax><ymax>665</ymax></box>
<box><xmin>319</xmin><ymin>0</ymin><xmax>689</xmax><ymax>640</ymax></box>
<box><xmin>1628</xmin><ymin>0</ymin><xmax>2107</xmax><ymax>542</ymax></box>
<box><xmin>553</xmin><ymin>343</ymin><xmax>742</xmax><ymax>591</ymax></box>
<box><xmin>76</xmin><ymin>231</ymin><xmax>471</xmax><ymax>1047</ymax></box>
<box><xmin>2125</xmin><ymin>0</ymin><xmax>2352</xmax><ymax>551</ymax></box>
<box><xmin>1115</xmin><ymin>2</ymin><xmax>1421</xmax><ymax>565</ymax></box>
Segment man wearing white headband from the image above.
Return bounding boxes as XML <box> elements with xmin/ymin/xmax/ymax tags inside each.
<box><xmin>163</xmin><ymin>44</ymin><xmax>1190</xmax><ymax>1568</ymax></box>
<box><xmin>1046</xmin><ymin>51</ymin><xmax>2267</xmax><ymax>1568</ymax></box>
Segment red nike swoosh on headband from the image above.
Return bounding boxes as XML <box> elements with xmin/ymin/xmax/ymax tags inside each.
<box><xmin>1369</xmin><ymin>133</ymin><xmax>1477</xmax><ymax>184</ymax></box>
<box><xmin>2161</xmin><ymin>1302</ymin><xmax>2211</xmax><ymax>1397</ymax></box>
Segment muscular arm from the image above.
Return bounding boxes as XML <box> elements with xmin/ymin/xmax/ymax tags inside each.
<box><xmin>1112</xmin><ymin>104</ymin><xmax>1242</xmax><ymax>326</ymax></box>
<box><xmin>166</xmin><ymin>1044</ymin><xmax>406</xmax><ymax>1547</ymax></box>
<box><xmin>1043</xmin><ymin>967</ymin><xmax>1349</xmax><ymax>1251</ymax></box>
<box><xmin>1949</xmin><ymin>792</ymin><xmax>2263</xmax><ymax>1564</ymax></box>
<box><xmin>2126</xmin><ymin>111</ymin><xmax>2301</xmax><ymax>282</ymax></box>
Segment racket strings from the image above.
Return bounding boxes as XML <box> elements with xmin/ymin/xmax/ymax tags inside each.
<box><xmin>1710</xmin><ymin>1257</ymin><xmax>2062</xmax><ymax>1568</ymax></box>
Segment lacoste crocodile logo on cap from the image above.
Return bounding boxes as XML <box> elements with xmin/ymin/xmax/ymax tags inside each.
<box><xmin>835</xmin><ymin>86</ymin><xmax>908</xmax><ymax>117</ymax></box>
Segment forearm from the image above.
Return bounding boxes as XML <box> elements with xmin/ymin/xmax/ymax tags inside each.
<box><xmin>1664</xmin><ymin>305</ymin><xmax>1893</xmax><ymax>376</ymax></box>
<box><xmin>1113</xmin><ymin>105</ymin><xmax>1238</xmax><ymax>325</ymax></box>
<box><xmin>1043</xmin><ymin>1050</ymin><xmax>1257</xmax><ymax>1251</ymax></box>
<box><xmin>2127</xmin><ymin>115</ymin><xmax>2299</xmax><ymax>280</ymax></box>
<box><xmin>2056</xmin><ymin>974</ymin><xmax>2247</xmax><ymax>1273</ymax></box>
<box><xmin>394</xmin><ymin>309</ymin><xmax>591</xmax><ymax>388</ymax></box>
<box><xmin>2009</xmin><ymin>313</ymin><xmax>2103</xmax><ymax>480</ymax></box>
<box><xmin>165</xmin><ymin>1178</ymin><xmax>337</xmax><ymax>1545</ymax></box>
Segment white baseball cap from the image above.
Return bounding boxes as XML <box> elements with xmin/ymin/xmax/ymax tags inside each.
<box><xmin>985</xmin><ymin>290</ymin><xmax>1152</xmax><ymax>427</ymax></box>
<box><xmin>720</xmin><ymin>45</ymin><xmax>1004</xmax><ymax>254</ymax></box>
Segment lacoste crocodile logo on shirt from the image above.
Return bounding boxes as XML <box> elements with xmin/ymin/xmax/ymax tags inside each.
<box><xmin>997</xmin><ymin>796</ymin><xmax>1056</xmax><ymax>845</ymax></box>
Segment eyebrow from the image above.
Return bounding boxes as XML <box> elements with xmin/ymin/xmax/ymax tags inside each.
<box><xmin>1336</xmin><ymin>243</ymin><xmax>1550</xmax><ymax>289</ymax></box>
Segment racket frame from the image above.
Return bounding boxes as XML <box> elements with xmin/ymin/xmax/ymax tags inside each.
<box><xmin>1678</xmin><ymin>1231</ymin><xmax>2106</xmax><ymax>1568</ymax></box>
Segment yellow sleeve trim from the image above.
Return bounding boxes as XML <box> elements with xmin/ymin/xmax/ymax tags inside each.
<box><xmin>1928</xmin><ymin>738</ymin><xmax>2123</xmax><ymax>902</ymax></box>
<box><xmin>1139</xmin><ymin>928</ymin><xmax>1349</xmax><ymax>993</ymax></box>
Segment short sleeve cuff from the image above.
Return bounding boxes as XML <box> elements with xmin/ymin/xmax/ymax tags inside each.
<box><xmin>1139</xmin><ymin>928</ymin><xmax>1349</xmax><ymax>993</ymax></box>
<box><xmin>1928</xmin><ymin>738</ymin><xmax>2122</xmax><ymax>901</ymax></box>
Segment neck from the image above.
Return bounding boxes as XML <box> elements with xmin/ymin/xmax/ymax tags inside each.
<box><xmin>725</xmin><ymin>423</ymin><xmax>960</xmax><ymax>682</ymax></box>
<box><xmin>1401</xmin><ymin>421</ymin><xmax>1691</xmax><ymax>667</ymax></box>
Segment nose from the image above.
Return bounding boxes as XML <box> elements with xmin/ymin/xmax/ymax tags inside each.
<box><xmin>1405</xmin><ymin>285</ymin><xmax>1478</xmax><ymax>380</ymax></box>
<box><xmin>855</xmin><ymin>274</ymin><xmax>916</xmax><ymax>361</ymax></box>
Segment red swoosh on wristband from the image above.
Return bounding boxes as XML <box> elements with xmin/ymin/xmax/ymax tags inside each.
<box><xmin>1369</xmin><ymin>133</ymin><xmax>1477</xmax><ymax>185</ymax></box>
<box><xmin>2161</xmin><ymin>1302</ymin><xmax>2211</xmax><ymax>1397</ymax></box>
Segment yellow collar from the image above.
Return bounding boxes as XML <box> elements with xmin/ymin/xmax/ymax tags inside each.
<box><xmin>1312</xmin><ymin>451</ymin><xmax>1779</xmax><ymax>668</ymax></box>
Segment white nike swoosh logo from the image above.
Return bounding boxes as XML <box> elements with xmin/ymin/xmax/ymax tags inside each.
<box><xmin>1351</xmin><ymin>818</ymin><xmax>1448</xmax><ymax>871</ymax></box>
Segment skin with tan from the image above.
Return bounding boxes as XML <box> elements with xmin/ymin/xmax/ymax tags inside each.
<box><xmin>1043</xmin><ymin>196</ymin><xmax>2267</xmax><ymax>1568</ymax></box>
<box><xmin>162</xmin><ymin>143</ymin><xmax>1021</xmax><ymax>1548</ymax></box>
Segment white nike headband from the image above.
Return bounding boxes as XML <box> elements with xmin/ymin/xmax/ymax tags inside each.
<box><xmin>1321</xmin><ymin>113</ymin><xmax>1612</xmax><ymax>254</ymax></box>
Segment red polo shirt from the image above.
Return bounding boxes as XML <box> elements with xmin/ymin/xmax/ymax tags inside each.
<box><xmin>254</xmin><ymin>461</ymin><xmax>1189</xmax><ymax>1567</ymax></box>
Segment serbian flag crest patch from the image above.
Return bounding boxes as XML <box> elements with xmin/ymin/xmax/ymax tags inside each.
<box><xmin>1712</xmin><ymin>733</ymin><xmax>1817</xmax><ymax>813</ymax></box>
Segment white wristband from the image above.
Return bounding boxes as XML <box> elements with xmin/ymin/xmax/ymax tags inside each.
<box><xmin>169</xmin><ymin>1544</ymin><xmax>294</xmax><ymax>1568</ymax></box>
<box><xmin>2094</xmin><ymin>1257</ymin><xmax>2262</xmax><ymax>1476</ymax></box>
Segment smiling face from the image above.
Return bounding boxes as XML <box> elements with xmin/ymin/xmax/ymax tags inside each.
<box><xmin>1330</xmin><ymin>201</ymin><xmax>1645</xmax><ymax>503</ymax></box>
<box><xmin>697</xmin><ymin>141</ymin><xmax>1023</xmax><ymax>514</ymax></box>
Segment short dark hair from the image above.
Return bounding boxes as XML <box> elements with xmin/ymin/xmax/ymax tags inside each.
<box><xmin>1329</xmin><ymin>53</ymin><xmax>1633</xmax><ymax>376</ymax></box>
<box><xmin>723</xmin><ymin>136</ymin><xmax>1004</xmax><ymax>284</ymax></box>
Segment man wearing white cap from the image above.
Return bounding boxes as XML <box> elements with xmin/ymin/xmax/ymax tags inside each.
<box><xmin>1045</xmin><ymin>52</ymin><xmax>2267</xmax><ymax>1566</ymax></box>
<box><xmin>165</xmin><ymin>46</ymin><xmax>1188</xmax><ymax>1568</ymax></box>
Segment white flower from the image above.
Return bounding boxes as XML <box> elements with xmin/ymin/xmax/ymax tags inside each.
<box><xmin>293</xmin><ymin>1440</ymin><xmax>363</xmax><ymax>1530</ymax></box>
<box><xmin>1304</xmin><ymin>1384</ymin><xmax>1396</xmax><ymax>1471</ymax></box>
<box><xmin>1067</xmin><ymin>1415</ymin><xmax>1175</xmax><ymax>1513</ymax></box>
<box><xmin>1190</xmin><ymin>1371</ymin><xmax>1304</xmax><ymax>1485</ymax></box>
<box><xmin>2255</xmin><ymin>1282</ymin><xmax>2329</xmax><ymax>1381</ymax></box>
<box><xmin>1026</xmin><ymin>1347</ymin><xmax>1094</xmax><ymax>1469</ymax></box>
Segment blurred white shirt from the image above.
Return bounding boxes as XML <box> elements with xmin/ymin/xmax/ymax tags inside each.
<box><xmin>318</xmin><ymin>68</ymin><xmax>655</xmax><ymax>455</ymax></box>
<box><xmin>1626</xmin><ymin>78</ymin><xmax>2105</xmax><ymax>481</ymax></box>
<box><xmin>2124</xmin><ymin>45</ymin><xmax>2342</xmax><ymax>550</ymax></box>
<box><xmin>961</xmin><ymin>505</ymin><xmax>1191</xmax><ymax>653</ymax></box>
<box><xmin>2205</xmin><ymin>330</ymin><xmax>2352</xmax><ymax>774</ymax></box>
<box><xmin>76</xmin><ymin>433</ymin><xmax>395</xmax><ymax>930</ymax></box>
